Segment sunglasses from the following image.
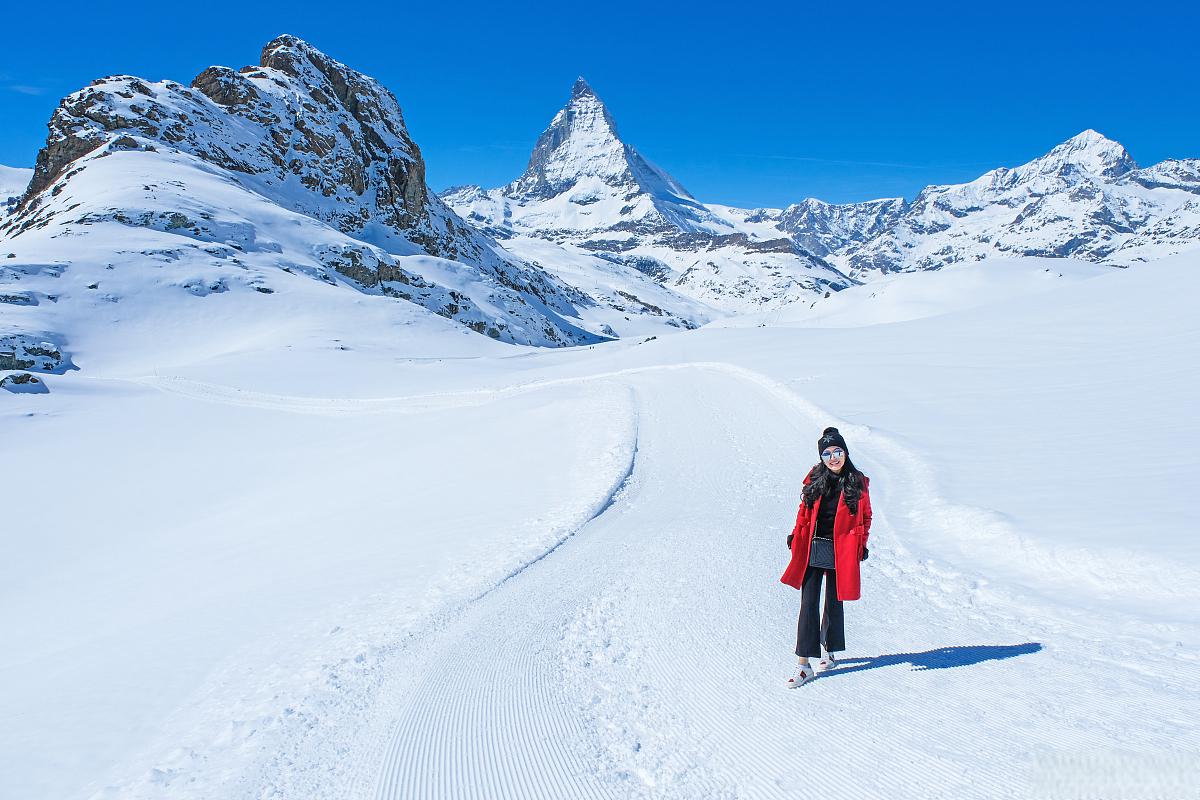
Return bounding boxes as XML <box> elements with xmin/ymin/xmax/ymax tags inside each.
<box><xmin>821</xmin><ymin>448</ymin><xmax>845</xmax><ymax>461</ymax></box>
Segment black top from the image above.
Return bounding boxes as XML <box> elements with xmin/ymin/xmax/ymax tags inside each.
<box><xmin>814</xmin><ymin>478</ymin><xmax>841</xmax><ymax>540</ymax></box>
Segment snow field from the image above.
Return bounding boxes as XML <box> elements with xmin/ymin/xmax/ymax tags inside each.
<box><xmin>2</xmin><ymin>376</ymin><xmax>638</xmax><ymax>800</ymax></box>
<box><xmin>2</xmin><ymin>251</ymin><xmax>1198</xmax><ymax>798</ymax></box>
<box><xmin>342</xmin><ymin>362</ymin><xmax>1199</xmax><ymax>798</ymax></box>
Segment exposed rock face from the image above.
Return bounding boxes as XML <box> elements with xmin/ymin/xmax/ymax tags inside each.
<box><xmin>1129</xmin><ymin>159</ymin><xmax>1200</xmax><ymax>194</ymax></box>
<box><xmin>0</xmin><ymin>334</ymin><xmax>72</xmax><ymax>373</ymax></box>
<box><xmin>0</xmin><ymin>372</ymin><xmax>49</xmax><ymax>393</ymax></box>
<box><xmin>772</xmin><ymin>198</ymin><xmax>909</xmax><ymax>258</ymax></box>
<box><xmin>3</xmin><ymin>36</ymin><xmax>602</xmax><ymax>347</ymax></box>
<box><xmin>15</xmin><ymin>35</ymin><xmax>475</xmax><ymax>262</ymax></box>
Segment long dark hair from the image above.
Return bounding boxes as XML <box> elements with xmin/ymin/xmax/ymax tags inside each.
<box><xmin>802</xmin><ymin>457</ymin><xmax>864</xmax><ymax>513</ymax></box>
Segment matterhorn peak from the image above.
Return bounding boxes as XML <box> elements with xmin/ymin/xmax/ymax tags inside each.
<box><xmin>504</xmin><ymin>79</ymin><xmax>627</xmax><ymax>200</ymax></box>
<box><xmin>504</xmin><ymin>78</ymin><xmax>695</xmax><ymax>206</ymax></box>
<box><xmin>571</xmin><ymin>76</ymin><xmax>596</xmax><ymax>99</ymax></box>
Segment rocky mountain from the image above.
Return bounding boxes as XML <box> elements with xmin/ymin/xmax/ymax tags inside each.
<box><xmin>448</xmin><ymin>108</ymin><xmax>1200</xmax><ymax>290</ymax></box>
<box><xmin>6</xmin><ymin>40</ymin><xmax>1197</xmax><ymax>382</ymax></box>
<box><xmin>441</xmin><ymin>79</ymin><xmax>852</xmax><ymax>314</ymax></box>
<box><xmin>767</xmin><ymin>197</ymin><xmax>909</xmax><ymax>258</ymax></box>
<box><xmin>503</xmin><ymin>78</ymin><xmax>693</xmax><ymax>213</ymax></box>
<box><xmin>835</xmin><ymin>130</ymin><xmax>1200</xmax><ymax>276</ymax></box>
<box><xmin>1</xmin><ymin>35</ymin><xmax>611</xmax><ymax>359</ymax></box>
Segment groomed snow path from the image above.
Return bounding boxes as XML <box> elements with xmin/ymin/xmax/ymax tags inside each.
<box><xmin>363</xmin><ymin>364</ymin><xmax>1198</xmax><ymax>799</ymax></box>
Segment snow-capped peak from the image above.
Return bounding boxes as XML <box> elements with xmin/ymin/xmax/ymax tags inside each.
<box><xmin>571</xmin><ymin>76</ymin><xmax>597</xmax><ymax>99</ymax></box>
<box><xmin>505</xmin><ymin>78</ymin><xmax>629</xmax><ymax>199</ymax></box>
<box><xmin>1019</xmin><ymin>128</ymin><xmax>1137</xmax><ymax>181</ymax></box>
<box><xmin>504</xmin><ymin>79</ymin><xmax>694</xmax><ymax>204</ymax></box>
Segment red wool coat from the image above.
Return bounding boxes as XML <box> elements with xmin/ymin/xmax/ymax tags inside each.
<box><xmin>779</xmin><ymin>474</ymin><xmax>873</xmax><ymax>601</ymax></box>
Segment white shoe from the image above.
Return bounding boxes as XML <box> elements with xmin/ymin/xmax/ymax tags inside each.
<box><xmin>787</xmin><ymin>662</ymin><xmax>814</xmax><ymax>688</ymax></box>
<box><xmin>816</xmin><ymin>651</ymin><xmax>838</xmax><ymax>673</ymax></box>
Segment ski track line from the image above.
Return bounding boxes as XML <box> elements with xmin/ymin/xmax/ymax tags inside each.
<box><xmin>129</xmin><ymin>361</ymin><xmax>1197</xmax><ymax>797</ymax></box>
<box><xmin>370</xmin><ymin>364</ymin><xmax>1195</xmax><ymax>798</ymax></box>
<box><xmin>366</xmin><ymin>369</ymin><xmax>954</xmax><ymax>799</ymax></box>
<box><xmin>85</xmin><ymin>382</ymin><xmax>641</xmax><ymax>800</ymax></box>
<box><xmin>465</xmin><ymin>416</ymin><xmax>640</xmax><ymax>608</ymax></box>
<box><xmin>305</xmin><ymin>382</ymin><xmax>639</xmax><ymax>800</ymax></box>
<box><xmin>563</xmin><ymin>375</ymin><xmax>998</xmax><ymax>799</ymax></box>
<box><xmin>366</xmin><ymin>405</ymin><xmax>645</xmax><ymax>800</ymax></box>
<box><xmin>370</xmin><ymin>470</ymin><xmax>648</xmax><ymax>800</ymax></box>
<box><xmin>553</xmin><ymin>369</ymin><xmax>1196</xmax><ymax>798</ymax></box>
<box><xmin>134</xmin><ymin>362</ymin><xmax>824</xmax><ymax>418</ymax></box>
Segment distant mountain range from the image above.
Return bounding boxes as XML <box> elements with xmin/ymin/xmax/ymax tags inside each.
<box><xmin>441</xmin><ymin>78</ymin><xmax>853</xmax><ymax>313</ymax></box>
<box><xmin>443</xmin><ymin>83</ymin><xmax>1200</xmax><ymax>294</ymax></box>
<box><xmin>2</xmin><ymin>35</ymin><xmax>1198</xmax><ymax>376</ymax></box>
<box><xmin>833</xmin><ymin>130</ymin><xmax>1200</xmax><ymax>275</ymax></box>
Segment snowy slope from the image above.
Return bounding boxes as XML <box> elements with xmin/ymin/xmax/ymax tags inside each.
<box><xmin>441</xmin><ymin>80</ymin><xmax>852</xmax><ymax>315</ymax></box>
<box><xmin>709</xmin><ymin>256</ymin><xmax>1112</xmax><ymax>328</ymax></box>
<box><xmin>0</xmin><ymin>36</ymin><xmax>610</xmax><ymax>353</ymax></box>
<box><xmin>0</xmin><ymin>164</ymin><xmax>32</xmax><ymax>214</ymax></box>
<box><xmin>3</xmin><ymin>248</ymin><xmax>1197</xmax><ymax>799</ymax></box>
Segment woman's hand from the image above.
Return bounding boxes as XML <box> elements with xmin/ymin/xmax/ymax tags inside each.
<box><xmin>786</xmin><ymin>533</ymin><xmax>794</xmax><ymax>550</ymax></box>
<box><xmin>860</xmin><ymin>546</ymin><xmax>869</xmax><ymax>561</ymax></box>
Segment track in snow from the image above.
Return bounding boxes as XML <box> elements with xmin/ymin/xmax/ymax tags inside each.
<box><xmin>122</xmin><ymin>363</ymin><xmax>1200</xmax><ymax>797</ymax></box>
<box><xmin>356</xmin><ymin>364</ymin><xmax>1199</xmax><ymax>799</ymax></box>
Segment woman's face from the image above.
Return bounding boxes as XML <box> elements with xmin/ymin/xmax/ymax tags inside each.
<box><xmin>822</xmin><ymin>446</ymin><xmax>846</xmax><ymax>473</ymax></box>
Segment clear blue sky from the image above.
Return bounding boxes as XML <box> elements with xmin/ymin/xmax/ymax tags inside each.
<box><xmin>1</xmin><ymin>1</ymin><xmax>1195</xmax><ymax>207</ymax></box>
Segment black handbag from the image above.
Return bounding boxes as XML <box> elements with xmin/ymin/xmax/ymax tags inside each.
<box><xmin>808</xmin><ymin>537</ymin><xmax>836</xmax><ymax>569</ymax></box>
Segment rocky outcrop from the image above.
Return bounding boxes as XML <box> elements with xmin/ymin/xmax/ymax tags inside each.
<box><xmin>11</xmin><ymin>35</ymin><xmax>478</xmax><ymax>263</ymax></box>
<box><xmin>2</xmin><ymin>36</ymin><xmax>602</xmax><ymax>347</ymax></box>
<box><xmin>0</xmin><ymin>334</ymin><xmax>73</xmax><ymax>373</ymax></box>
<box><xmin>0</xmin><ymin>372</ymin><xmax>49</xmax><ymax>393</ymax></box>
<box><xmin>772</xmin><ymin>198</ymin><xmax>908</xmax><ymax>258</ymax></box>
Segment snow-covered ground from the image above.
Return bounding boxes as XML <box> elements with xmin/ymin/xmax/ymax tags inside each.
<box><xmin>0</xmin><ymin>164</ymin><xmax>31</xmax><ymax>194</ymax></box>
<box><xmin>3</xmin><ymin>254</ymin><xmax>1198</xmax><ymax>799</ymax></box>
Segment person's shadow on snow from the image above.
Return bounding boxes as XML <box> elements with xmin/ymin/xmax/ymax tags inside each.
<box><xmin>826</xmin><ymin>642</ymin><xmax>1042</xmax><ymax>676</ymax></box>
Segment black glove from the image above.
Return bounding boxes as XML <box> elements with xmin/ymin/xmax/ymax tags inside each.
<box><xmin>860</xmin><ymin>546</ymin><xmax>869</xmax><ymax>561</ymax></box>
<box><xmin>786</xmin><ymin>533</ymin><xmax>794</xmax><ymax>550</ymax></box>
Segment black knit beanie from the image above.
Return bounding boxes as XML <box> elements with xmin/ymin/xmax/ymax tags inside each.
<box><xmin>817</xmin><ymin>426</ymin><xmax>848</xmax><ymax>457</ymax></box>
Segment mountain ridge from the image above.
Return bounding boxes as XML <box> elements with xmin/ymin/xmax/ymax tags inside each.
<box><xmin>836</xmin><ymin>128</ymin><xmax>1200</xmax><ymax>274</ymax></box>
<box><xmin>5</xmin><ymin>44</ymin><xmax>1200</xmax><ymax>379</ymax></box>
<box><xmin>445</xmin><ymin>109</ymin><xmax>1200</xmax><ymax>279</ymax></box>
<box><xmin>1</xmin><ymin>35</ymin><xmax>616</xmax><ymax>367</ymax></box>
<box><xmin>441</xmin><ymin>79</ymin><xmax>853</xmax><ymax>313</ymax></box>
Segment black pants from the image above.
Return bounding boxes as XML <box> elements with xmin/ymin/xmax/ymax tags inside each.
<box><xmin>795</xmin><ymin>564</ymin><xmax>845</xmax><ymax>658</ymax></box>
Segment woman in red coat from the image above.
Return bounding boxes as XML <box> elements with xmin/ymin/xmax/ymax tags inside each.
<box><xmin>780</xmin><ymin>427</ymin><xmax>872</xmax><ymax>687</ymax></box>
